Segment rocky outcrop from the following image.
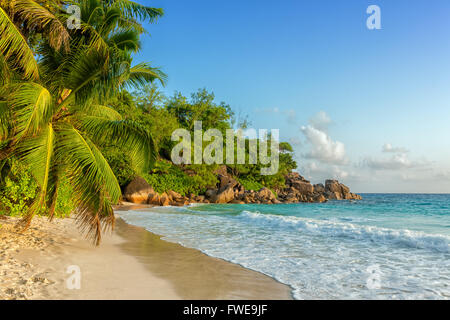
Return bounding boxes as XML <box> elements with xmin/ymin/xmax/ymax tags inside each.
<box><xmin>159</xmin><ymin>193</ymin><xmax>171</xmax><ymax>206</ymax></box>
<box><xmin>123</xmin><ymin>177</ymin><xmax>154</xmax><ymax>204</ymax></box>
<box><xmin>144</xmin><ymin>188</ymin><xmax>192</xmax><ymax>207</ymax></box>
<box><xmin>257</xmin><ymin>188</ymin><xmax>276</xmax><ymax>201</ymax></box>
<box><xmin>210</xmin><ymin>166</ymin><xmax>245</xmax><ymax>204</ymax></box>
<box><xmin>324</xmin><ymin>180</ymin><xmax>362</xmax><ymax>201</ymax></box>
<box><xmin>122</xmin><ymin>170</ymin><xmax>361</xmax><ymax>206</ymax></box>
<box><xmin>278</xmin><ymin>174</ymin><xmax>361</xmax><ymax>203</ymax></box>
<box><xmin>211</xmin><ymin>185</ymin><xmax>235</xmax><ymax>204</ymax></box>
<box><xmin>313</xmin><ymin>183</ymin><xmax>325</xmax><ymax>193</ymax></box>
<box><xmin>285</xmin><ymin>172</ymin><xmax>314</xmax><ymax>194</ymax></box>
<box><xmin>233</xmin><ymin>188</ymin><xmax>278</xmax><ymax>204</ymax></box>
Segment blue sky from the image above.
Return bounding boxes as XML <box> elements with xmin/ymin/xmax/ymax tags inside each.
<box><xmin>136</xmin><ymin>0</ymin><xmax>450</xmax><ymax>193</ymax></box>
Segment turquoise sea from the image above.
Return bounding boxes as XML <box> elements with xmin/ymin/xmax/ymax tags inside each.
<box><xmin>118</xmin><ymin>194</ymin><xmax>450</xmax><ymax>299</ymax></box>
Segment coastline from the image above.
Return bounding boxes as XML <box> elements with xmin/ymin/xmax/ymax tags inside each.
<box><xmin>0</xmin><ymin>211</ymin><xmax>292</xmax><ymax>300</ymax></box>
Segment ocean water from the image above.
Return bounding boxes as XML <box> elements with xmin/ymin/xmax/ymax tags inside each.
<box><xmin>118</xmin><ymin>194</ymin><xmax>450</xmax><ymax>299</ymax></box>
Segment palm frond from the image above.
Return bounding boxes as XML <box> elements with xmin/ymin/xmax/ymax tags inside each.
<box><xmin>15</xmin><ymin>123</ymin><xmax>55</xmax><ymax>190</ymax></box>
<box><xmin>107</xmin><ymin>28</ymin><xmax>141</xmax><ymax>52</ymax></box>
<box><xmin>70</xmin><ymin>103</ymin><xmax>122</xmax><ymax>120</ymax></box>
<box><xmin>14</xmin><ymin>0</ymin><xmax>71</xmax><ymax>52</ymax></box>
<box><xmin>0</xmin><ymin>100</ymin><xmax>9</xmax><ymax>140</ymax></box>
<box><xmin>55</xmin><ymin>124</ymin><xmax>120</xmax><ymax>244</ymax></box>
<box><xmin>8</xmin><ymin>82</ymin><xmax>53</xmax><ymax>140</ymax></box>
<box><xmin>76</xmin><ymin>116</ymin><xmax>156</xmax><ymax>173</ymax></box>
<box><xmin>78</xmin><ymin>21</ymin><xmax>110</xmax><ymax>54</ymax></box>
<box><xmin>99</xmin><ymin>6</ymin><xmax>121</xmax><ymax>36</ymax></box>
<box><xmin>55</xmin><ymin>124</ymin><xmax>121</xmax><ymax>203</ymax></box>
<box><xmin>0</xmin><ymin>52</ymin><xmax>11</xmax><ymax>84</ymax></box>
<box><xmin>0</xmin><ymin>6</ymin><xmax>39</xmax><ymax>79</ymax></box>
<box><xmin>15</xmin><ymin>123</ymin><xmax>55</xmax><ymax>226</ymax></box>
<box><xmin>117</xmin><ymin>15</ymin><xmax>145</xmax><ymax>34</ymax></box>
<box><xmin>124</xmin><ymin>62</ymin><xmax>167</xmax><ymax>88</ymax></box>
<box><xmin>60</xmin><ymin>48</ymin><xmax>108</xmax><ymax>105</ymax></box>
<box><xmin>75</xmin><ymin>194</ymin><xmax>115</xmax><ymax>246</ymax></box>
<box><xmin>110</xmin><ymin>0</ymin><xmax>163</xmax><ymax>22</ymax></box>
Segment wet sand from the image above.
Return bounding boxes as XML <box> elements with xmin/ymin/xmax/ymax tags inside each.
<box><xmin>115</xmin><ymin>218</ymin><xmax>292</xmax><ymax>299</ymax></box>
<box><xmin>0</xmin><ymin>213</ymin><xmax>292</xmax><ymax>300</ymax></box>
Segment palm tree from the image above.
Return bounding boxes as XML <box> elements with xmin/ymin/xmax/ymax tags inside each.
<box><xmin>0</xmin><ymin>0</ymin><xmax>165</xmax><ymax>244</ymax></box>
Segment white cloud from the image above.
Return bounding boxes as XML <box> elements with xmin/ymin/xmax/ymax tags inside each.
<box><xmin>382</xmin><ymin>143</ymin><xmax>409</xmax><ymax>154</ymax></box>
<box><xmin>309</xmin><ymin>111</ymin><xmax>332</xmax><ymax>132</ymax></box>
<box><xmin>364</xmin><ymin>153</ymin><xmax>428</xmax><ymax>170</ymax></box>
<box><xmin>301</xmin><ymin>161</ymin><xmax>360</xmax><ymax>183</ymax></box>
<box><xmin>303</xmin><ymin>161</ymin><xmax>320</xmax><ymax>173</ymax></box>
<box><xmin>301</xmin><ymin>124</ymin><xmax>347</xmax><ymax>164</ymax></box>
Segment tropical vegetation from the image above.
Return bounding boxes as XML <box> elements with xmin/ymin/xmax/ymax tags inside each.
<box><xmin>0</xmin><ymin>0</ymin><xmax>297</xmax><ymax>244</ymax></box>
<box><xmin>0</xmin><ymin>0</ymin><xmax>164</xmax><ymax>244</ymax></box>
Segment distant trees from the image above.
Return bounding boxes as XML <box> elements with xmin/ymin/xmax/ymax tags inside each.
<box><xmin>166</xmin><ymin>89</ymin><xmax>234</xmax><ymax>132</ymax></box>
<box><xmin>109</xmin><ymin>85</ymin><xmax>298</xmax><ymax>192</ymax></box>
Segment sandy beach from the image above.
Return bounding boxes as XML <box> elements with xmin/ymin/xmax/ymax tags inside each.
<box><xmin>0</xmin><ymin>210</ymin><xmax>292</xmax><ymax>300</ymax></box>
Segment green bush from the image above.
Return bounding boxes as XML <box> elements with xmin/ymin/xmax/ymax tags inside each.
<box><xmin>0</xmin><ymin>162</ymin><xmax>38</xmax><ymax>216</ymax></box>
<box><xmin>54</xmin><ymin>177</ymin><xmax>75</xmax><ymax>218</ymax></box>
<box><xmin>237</xmin><ymin>176</ymin><xmax>265</xmax><ymax>192</ymax></box>
<box><xmin>0</xmin><ymin>161</ymin><xmax>74</xmax><ymax>218</ymax></box>
<box><xmin>236</xmin><ymin>176</ymin><xmax>278</xmax><ymax>197</ymax></box>
<box><xmin>102</xmin><ymin>146</ymin><xmax>136</xmax><ymax>188</ymax></box>
<box><xmin>144</xmin><ymin>162</ymin><xmax>218</xmax><ymax>196</ymax></box>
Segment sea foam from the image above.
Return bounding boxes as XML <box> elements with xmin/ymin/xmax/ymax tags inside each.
<box><xmin>239</xmin><ymin>211</ymin><xmax>450</xmax><ymax>253</ymax></box>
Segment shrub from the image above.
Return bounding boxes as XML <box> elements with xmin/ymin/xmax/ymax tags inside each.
<box><xmin>0</xmin><ymin>161</ymin><xmax>74</xmax><ymax>218</ymax></box>
<box><xmin>144</xmin><ymin>162</ymin><xmax>218</xmax><ymax>196</ymax></box>
<box><xmin>54</xmin><ymin>177</ymin><xmax>75</xmax><ymax>218</ymax></box>
<box><xmin>0</xmin><ymin>162</ymin><xmax>38</xmax><ymax>216</ymax></box>
<box><xmin>237</xmin><ymin>176</ymin><xmax>265</xmax><ymax>192</ymax></box>
<box><xmin>102</xmin><ymin>146</ymin><xmax>136</xmax><ymax>188</ymax></box>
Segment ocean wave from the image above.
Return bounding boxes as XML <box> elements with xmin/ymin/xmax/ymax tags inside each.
<box><xmin>239</xmin><ymin>211</ymin><xmax>450</xmax><ymax>253</ymax></box>
<box><xmin>186</xmin><ymin>203</ymin><xmax>206</xmax><ymax>207</ymax></box>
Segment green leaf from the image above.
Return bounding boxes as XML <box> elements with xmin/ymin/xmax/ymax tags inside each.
<box><xmin>8</xmin><ymin>82</ymin><xmax>53</xmax><ymax>140</ymax></box>
<box><xmin>70</xmin><ymin>103</ymin><xmax>123</xmax><ymax>121</ymax></box>
<box><xmin>15</xmin><ymin>123</ymin><xmax>55</xmax><ymax>224</ymax></box>
<box><xmin>76</xmin><ymin>116</ymin><xmax>156</xmax><ymax>173</ymax></box>
<box><xmin>111</xmin><ymin>0</ymin><xmax>164</xmax><ymax>22</ymax></box>
<box><xmin>0</xmin><ymin>6</ymin><xmax>39</xmax><ymax>79</ymax></box>
<box><xmin>55</xmin><ymin>124</ymin><xmax>120</xmax><ymax>245</ymax></box>
<box><xmin>125</xmin><ymin>62</ymin><xmax>167</xmax><ymax>88</ymax></box>
<box><xmin>13</xmin><ymin>0</ymin><xmax>71</xmax><ymax>52</ymax></box>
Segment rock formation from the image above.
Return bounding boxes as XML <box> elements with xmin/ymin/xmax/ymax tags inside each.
<box><xmin>123</xmin><ymin>177</ymin><xmax>154</xmax><ymax>204</ymax></box>
<box><xmin>277</xmin><ymin>173</ymin><xmax>361</xmax><ymax>203</ymax></box>
<box><xmin>123</xmin><ymin>169</ymin><xmax>361</xmax><ymax>206</ymax></box>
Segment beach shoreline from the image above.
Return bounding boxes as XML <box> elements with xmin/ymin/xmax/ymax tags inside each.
<box><xmin>0</xmin><ymin>210</ymin><xmax>292</xmax><ymax>300</ymax></box>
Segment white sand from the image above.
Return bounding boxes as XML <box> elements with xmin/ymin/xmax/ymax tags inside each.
<box><xmin>0</xmin><ymin>216</ymin><xmax>179</xmax><ymax>300</ymax></box>
<box><xmin>0</xmin><ymin>213</ymin><xmax>292</xmax><ymax>300</ymax></box>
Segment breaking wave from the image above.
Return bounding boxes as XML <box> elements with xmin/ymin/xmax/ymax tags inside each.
<box><xmin>239</xmin><ymin>211</ymin><xmax>450</xmax><ymax>253</ymax></box>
